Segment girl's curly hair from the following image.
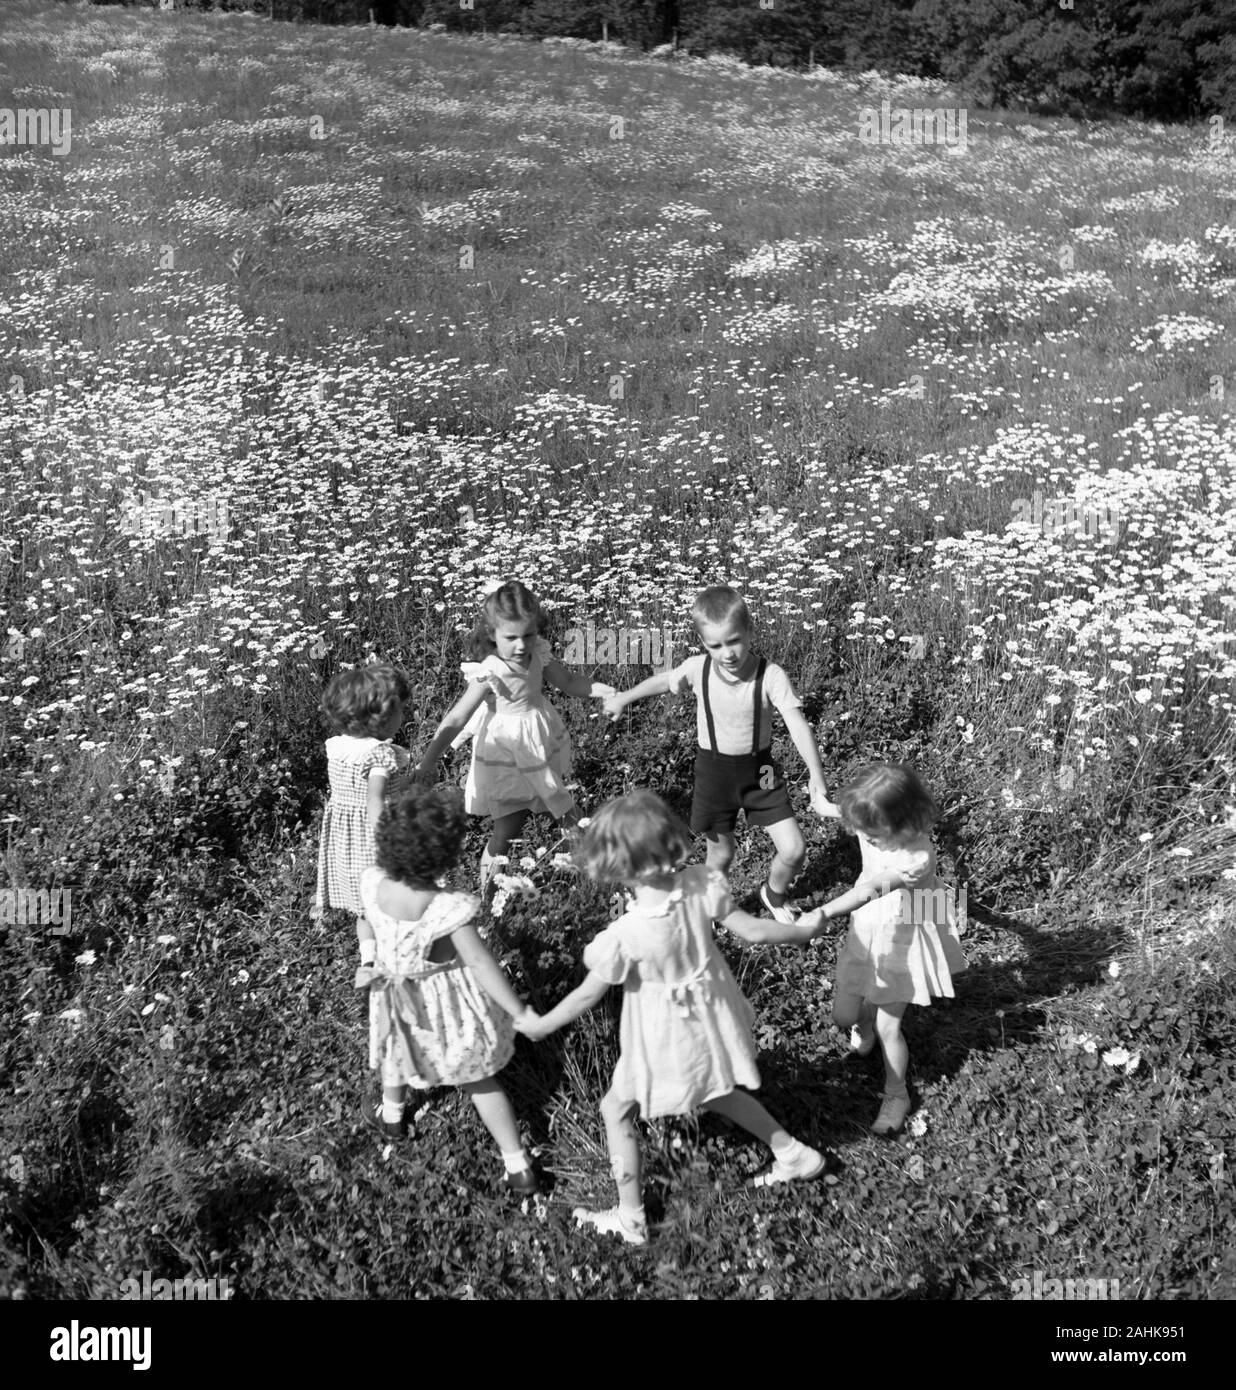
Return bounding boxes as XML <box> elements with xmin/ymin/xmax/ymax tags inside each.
<box><xmin>466</xmin><ymin>581</ymin><xmax>547</xmax><ymax>660</ymax></box>
<box><xmin>835</xmin><ymin>762</ymin><xmax>940</xmax><ymax>842</ymax></box>
<box><xmin>576</xmin><ymin>789</ymin><xmax>694</xmax><ymax>885</ymax></box>
<box><xmin>374</xmin><ymin>784</ymin><xmax>468</xmax><ymax>886</ymax></box>
<box><xmin>321</xmin><ymin>662</ymin><xmax>410</xmax><ymax>737</ymax></box>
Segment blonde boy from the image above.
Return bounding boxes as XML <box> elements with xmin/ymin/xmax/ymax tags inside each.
<box><xmin>603</xmin><ymin>587</ymin><xmax>829</xmax><ymax>919</ymax></box>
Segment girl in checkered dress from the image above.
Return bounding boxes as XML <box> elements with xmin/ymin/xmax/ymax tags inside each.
<box><xmin>315</xmin><ymin>662</ymin><xmax>412</xmax><ymax>982</ymax></box>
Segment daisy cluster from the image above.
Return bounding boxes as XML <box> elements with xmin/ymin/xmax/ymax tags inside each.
<box><xmin>0</xmin><ymin>2</ymin><xmax>1232</xmax><ymax>810</ymax></box>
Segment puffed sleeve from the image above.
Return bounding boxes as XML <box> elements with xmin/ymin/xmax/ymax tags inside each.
<box><xmin>460</xmin><ymin>659</ymin><xmax>504</xmax><ymax>694</ymax></box>
<box><xmin>701</xmin><ymin>866</ymin><xmax>734</xmax><ymax>921</ymax></box>
<box><xmin>366</xmin><ymin>741</ymin><xmax>401</xmax><ymax>777</ymax></box>
<box><xmin>582</xmin><ymin>924</ymin><xmax>633</xmax><ymax>985</ymax></box>
<box><xmin>427</xmin><ymin>892</ymin><xmax>482</xmax><ymax>941</ymax></box>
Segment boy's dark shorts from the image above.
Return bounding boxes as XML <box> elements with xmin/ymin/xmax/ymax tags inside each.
<box><xmin>690</xmin><ymin>747</ymin><xmax>794</xmax><ymax>836</ymax></box>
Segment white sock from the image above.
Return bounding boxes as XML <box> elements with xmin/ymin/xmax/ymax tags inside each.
<box><xmin>618</xmin><ymin>1203</ymin><xmax>647</xmax><ymax>1228</ymax></box>
<box><xmin>381</xmin><ymin>1098</ymin><xmax>404</xmax><ymax>1124</ymax></box>
<box><xmin>771</xmin><ymin>1135</ymin><xmax>806</xmax><ymax>1163</ymax></box>
<box><xmin>502</xmin><ymin>1149</ymin><xmax>531</xmax><ymax>1175</ymax></box>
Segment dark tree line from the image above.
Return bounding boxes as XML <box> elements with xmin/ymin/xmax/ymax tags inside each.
<box><xmin>95</xmin><ymin>1</ymin><xmax>1236</xmax><ymax>121</ymax></box>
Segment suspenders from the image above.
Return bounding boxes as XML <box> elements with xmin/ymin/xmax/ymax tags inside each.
<box><xmin>700</xmin><ymin>655</ymin><xmax>767</xmax><ymax>754</ymax></box>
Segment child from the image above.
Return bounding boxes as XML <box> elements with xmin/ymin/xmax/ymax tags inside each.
<box><xmin>357</xmin><ymin>782</ymin><xmax>538</xmax><ymax>1188</ymax></box>
<box><xmin>603</xmin><ymin>586</ymin><xmax>829</xmax><ymax>923</ymax></box>
<box><xmin>316</xmin><ymin>662</ymin><xmax>412</xmax><ymax>984</ymax></box>
<box><xmin>517</xmin><ymin>790</ymin><xmax>825</xmax><ymax>1246</ymax></box>
<box><xmin>800</xmin><ymin>763</ymin><xmax>967</xmax><ymax>1137</ymax></box>
<box><xmin>415</xmin><ymin>581</ymin><xmax>614</xmax><ymax>891</ymax></box>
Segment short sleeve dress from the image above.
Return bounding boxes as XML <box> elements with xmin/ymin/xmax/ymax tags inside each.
<box><xmin>457</xmin><ymin>637</ymin><xmax>575</xmax><ymax>821</ymax></box>
<box><xmin>582</xmin><ymin>864</ymin><xmax>761</xmax><ymax>1118</ymax></box>
<box><xmin>315</xmin><ymin>735</ymin><xmax>410</xmax><ymax>914</ymax></box>
<box><xmin>360</xmin><ymin>868</ymin><xmax>515</xmax><ymax>1090</ymax></box>
<box><xmin>833</xmin><ymin>833</ymin><xmax>967</xmax><ymax>1006</ymax></box>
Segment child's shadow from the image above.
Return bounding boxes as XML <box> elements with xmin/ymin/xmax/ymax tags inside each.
<box><xmin>754</xmin><ymin>890</ymin><xmax>1124</xmax><ymax>1146</ymax></box>
<box><xmin>905</xmin><ymin>893</ymin><xmax>1124</xmax><ymax>1089</ymax></box>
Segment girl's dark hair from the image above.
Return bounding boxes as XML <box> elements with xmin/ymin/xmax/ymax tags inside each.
<box><xmin>692</xmin><ymin>585</ymin><xmax>751</xmax><ymax>632</ymax></box>
<box><xmin>466</xmin><ymin>581</ymin><xmax>546</xmax><ymax>660</ymax></box>
<box><xmin>321</xmin><ymin>662</ymin><xmax>410</xmax><ymax>737</ymax></box>
<box><xmin>375</xmin><ymin>784</ymin><xmax>468</xmax><ymax>886</ymax></box>
<box><xmin>835</xmin><ymin>762</ymin><xmax>940</xmax><ymax>841</ymax></box>
<box><xmin>577</xmin><ymin>789</ymin><xmax>694</xmax><ymax>884</ymax></box>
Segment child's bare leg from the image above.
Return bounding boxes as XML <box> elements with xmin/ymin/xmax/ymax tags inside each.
<box><xmin>569</xmin><ymin>1089</ymin><xmax>647</xmax><ymax>1242</ymax></box>
<box><xmin>705</xmin><ymin>1090</ymin><xmax>824</xmax><ymax>1185</ymax></box>
<box><xmin>832</xmin><ymin>989</ymin><xmax>865</xmax><ymax>1030</ymax></box>
<box><xmin>704</xmin><ymin>830</ymin><xmax>735</xmax><ymax>876</ymax></box>
<box><xmin>482</xmin><ymin>811</ymin><xmax>530</xmax><ymax>891</ymax></box>
<box><xmin>600</xmin><ymin>1090</ymin><xmax>643</xmax><ymax>1211</ymax></box>
<box><xmin>488</xmin><ymin>810</ymin><xmax>530</xmax><ymax>858</ymax></box>
<box><xmin>834</xmin><ymin>991</ymin><xmax>876</xmax><ymax>1054</ymax></box>
<box><xmin>876</xmin><ymin>1002</ymin><xmax>909</xmax><ymax>1095</ymax></box>
<box><xmin>871</xmin><ymin>1001</ymin><xmax>911</xmax><ymax>1135</ymax></box>
<box><xmin>702</xmin><ymin>1088</ymin><xmax>787</xmax><ymax>1147</ymax></box>
<box><xmin>460</xmin><ymin>1075</ymin><xmax>531</xmax><ymax>1169</ymax></box>
<box><xmin>763</xmin><ymin>817</ymin><xmax>805</xmax><ymax>902</ymax></box>
<box><xmin>573</xmin><ymin>1092</ymin><xmax>647</xmax><ymax>1242</ymax></box>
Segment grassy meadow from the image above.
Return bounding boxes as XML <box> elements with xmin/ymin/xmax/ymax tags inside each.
<box><xmin>2</xmin><ymin>1</ymin><xmax>1235</xmax><ymax>1299</ymax></box>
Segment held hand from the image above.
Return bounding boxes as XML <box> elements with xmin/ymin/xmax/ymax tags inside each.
<box><xmin>591</xmin><ymin>683</ymin><xmax>617</xmax><ymax>702</ymax></box>
<box><xmin>514</xmin><ymin>1007</ymin><xmax>545</xmax><ymax>1040</ymax></box>
<box><xmin>809</xmin><ymin>785</ymin><xmax>837</xmax><ymax>819</ymax></box>
<box><xmin>797</xmin><ymin>908</ymin><xmax>827</xmax><ymax>935</ymax></box>
<box><xmin>601</xmin><ymin>693</ymin><xmax>626</xmax><ymax>722</ymax></box>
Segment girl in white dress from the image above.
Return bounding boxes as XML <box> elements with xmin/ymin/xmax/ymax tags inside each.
<box><xmin>357</xmin><ymin>782</ymin><xmax>537</xmax><ymax>1187</ymax></box>
<box><xmin>415</xmin><ymin>581</ymin><xmax>613</xmax><ymax>892</ymax></box>
<box><xmin>518</xmin><ymin>790</ymin><xmax>826</xmax><ymax>1246</ymax></box>
<box><xmin>802</xmin><ymin>763</ymin><xmax>967</xmax><ymax>1137</ymax></box>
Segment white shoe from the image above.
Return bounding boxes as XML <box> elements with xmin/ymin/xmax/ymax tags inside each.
<box><xmin>849</xmin><ymin>1023</ymin><xmax>876</xmax><ymax>1056</ymax></box>
<box><xmin>572</xmin><ymin>1206</ymin><xmax>648</xmax><ymax>1246</ymax></box>
<box><xmin>759</xmin><ymin>883</ymin><xmax>797</xmax><ymax>925</ymax></box>
<box><xmin>871</xmin><ymin>1093</ymin><xmax>911</xmax><ymax>1137</ymax></box>
<box><xmin>749</xmin><ymin>1144</ymin><xmax>826</xmax><ymax>1188</ymax></box>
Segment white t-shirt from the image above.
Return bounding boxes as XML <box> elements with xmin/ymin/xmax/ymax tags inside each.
<box><xmin>667</xmin><ymin>654</ymin><xmax>802</xmax><ymax>755</ymax></box>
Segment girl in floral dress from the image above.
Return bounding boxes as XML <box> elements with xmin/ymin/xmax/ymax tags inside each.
<box><xmin>358</xmin><ymin>783</ymin><xmax>537</xmax><ymax>1182</ymax></box>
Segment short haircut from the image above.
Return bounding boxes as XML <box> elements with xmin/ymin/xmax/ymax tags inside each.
<box><xmin>692</xmin><ymin>585</ymin><xmax>751</xmax><ymax>632</ymax></box>
<box><xmin>835</xmin><ymin>762</ymin><xmax>940</xmax><ymax>841</ymax></box>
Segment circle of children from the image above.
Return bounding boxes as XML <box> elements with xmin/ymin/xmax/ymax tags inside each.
<box><xmin>315</xmin><ymin>581</ymin><xmax>966</xmax><ymax>1247</ymax></box>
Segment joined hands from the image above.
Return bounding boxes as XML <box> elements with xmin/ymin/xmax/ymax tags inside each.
<box><xmin>515</xmin><ymin>1007</ymin><xmax>550</xmax><ymax>1041</ymax></box>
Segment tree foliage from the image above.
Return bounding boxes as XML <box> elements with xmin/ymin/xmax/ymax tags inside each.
<box><xmin>97</xmin><ymin>0</ymin><xmax>1236</xmax><ymax>119</ymax></box>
